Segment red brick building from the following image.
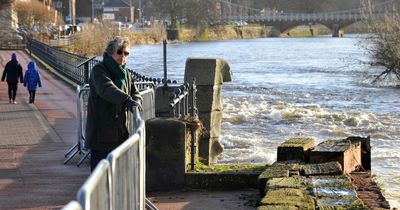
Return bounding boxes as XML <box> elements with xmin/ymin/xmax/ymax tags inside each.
<box><xmin>103</xmin><ymin>0</ymin><xmax>134</xmax><ymax>23</ymax></box>
<box><xmin>51</xmin><ymin>0</ymin><xmax>134</xmax><ymax>24</ymax></box>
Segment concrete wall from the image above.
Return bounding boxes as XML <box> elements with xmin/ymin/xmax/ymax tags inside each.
<box><xmin>184</xmin><ymin>58</ymin><xmax>232</xmax><ymax>165</ymax></box>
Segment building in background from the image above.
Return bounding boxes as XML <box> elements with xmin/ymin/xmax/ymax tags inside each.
<box><xmin>103</xmin><ymin>0</ymin><xmax>134</xmax><ymax>23</ymax></box>
<box><xmin>50</xmin><ymin>0</ymin><xmax>135</xmax><ymax>24</ymax></box>
<box><xmin>51</xmin><ymin>0</ymin><xmax>76</xmax><ymax>24</ymax></box>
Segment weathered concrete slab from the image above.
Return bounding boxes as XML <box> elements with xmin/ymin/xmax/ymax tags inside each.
<box><xmin>277</xmin><ymin>137</ymin><xmax>315</xmax><ymax>162</ymax></box>
<box><xmin>259</xmin><ymin>188</ymin><xmax>313</xmax><ymax>210</ymax></box>
<box><xmin>310</xmin><ymin>139</ymin><xmax>361</xmax><ymax>173</ymax></box>
<box><xmin>266</xmin><ymin>176</ymin><xmax>306</xmax><ymax>190</ymax></box>
<box><xmin>258</xmin><ymin>165</ymin><xmax>290</xmax><ymax>195</ymax></box>
<box><xmin>305</xmin><ymin>175</ymin><xmax>353</xmax><ymax>189</ymax></box>
<box><xmin>302</xmin><ymin>161</ymin><xmax>343</xmax><ymax>176</ymax></box>
<box><xmin>260</xmin><ymin>188</ymin><xmax>315</xmax><ymax>209</ymax></box>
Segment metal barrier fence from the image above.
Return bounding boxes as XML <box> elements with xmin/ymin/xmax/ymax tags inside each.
<box><xmin>62</xmin><ymin>201</ymin><xmax>83</xmax><ymax>210</ymax></box>
<box><xmin>77</xmin><ymin>159</ymin><xmax>112</xmax><ymax>210</ymax></box>
<box><xmin>62</xmin><ymin>101</ymin><xmax>154</xmax><ymax>210</ymax></box>
<box><xmin>64</xmin><ymin>84</ymin><xmax>155</xmax><ymax>166</ymax></box>
<box><xmin>26</xmin><ymin>38</ymin><xmax>167</xmax><ymax>86</ymax></box>
<box><xmin>64</xmin><ymin>84</ymin><xmax>90</xmax><ymax>166</ymax></box>
<box><xmin>27</xmin><ymin>38</ymin><xmax>91</xmax><ymax>85</ymax></box>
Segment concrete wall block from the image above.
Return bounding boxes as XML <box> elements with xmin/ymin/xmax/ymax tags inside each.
<box><xmin>146</xmin><ymin>118</ymin><xmax>187</xmax><ymax>191</ymax></box>
<box><xmin>196</xmin><ymin>85</ymin><xmax>223</xmax><ymax>112</ymax></box>
<box><xmin>155</xmin><ymin>85</ymin><xmax>179</xmax><ymax>117</ymax></box>
<box><xmin>277</xmin><ymin>137</ymin><xmax>316</xmax><ymax>162</ymax></box>
<box><xmin>198</xmin><ymin>111</ymin><xmax>223</xmax><ymax>138</ymax></box>
<box><xmin>184</xmin><ymin>58</ymin><xmax>232</xmax><ymax>86</ymax></box>
<box><xmin>309</xmin><ymin>139</ymin><xmax>361</xmax><ymax>174</ymax></box>
<box><xmin>302</xmin><ymin>161</ymin><xmax>343</xmax><ymax>176</ymax></box>
<box><xmin>183</xmin><ymin>58</ymin><xmax>232</xmax><ymax>165</ymax></box>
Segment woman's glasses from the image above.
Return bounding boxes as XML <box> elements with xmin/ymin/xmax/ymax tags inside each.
<box><xmin>117</xmin><ymin>49</ymin><xmax>130</xmax><ymax>56</ymax></box>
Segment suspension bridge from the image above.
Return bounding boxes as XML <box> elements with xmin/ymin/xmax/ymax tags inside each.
<box><xmin>214</xmin><ymin>0</ymin><xmax>398</xmax><ymax>37</ymax></box>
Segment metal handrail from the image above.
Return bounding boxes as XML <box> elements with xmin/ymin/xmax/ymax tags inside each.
<box><xmin>26</xmin><ymin>38</ymin><xmax>167</xmax><ymax>86</ymax></box>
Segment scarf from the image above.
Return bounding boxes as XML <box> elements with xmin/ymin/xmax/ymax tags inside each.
<box><xmin>103</xmin><ymin>56</ymin><xmax>127</xmax><ymax>91</ymax></box>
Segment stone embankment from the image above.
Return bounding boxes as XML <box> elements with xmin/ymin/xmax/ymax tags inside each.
<box><xmin>257</xmin><ymin>136</ymin><xmax>391</xmax><ymax>209</ymax></box>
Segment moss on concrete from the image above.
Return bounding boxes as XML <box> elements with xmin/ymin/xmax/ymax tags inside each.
<box><xmin>194</xmin><ymin>160</ymin><xmax>266</xmax><ymax>173</ymax></box>
<box><xmin>267</xmin><ymin>176</ymin><xmax>306</xmax><ymax>190</ymax></box>
<box><xmin>185</xmin><ymin>171</ymin><xmax>260</xmax><ymax>190</ymax></box>
<box><xmin>280</xmin><ymin>137</ymin><xmax>315</xmax><ymax>148</ymax></box>
<box><xmin>317</xmin><ymin>198</ymin><xmax>367</xmax><ymax>210</ymax></box>
<box><xmin>257</xmin><ymin>204</ymin><xmax>298</xmax><ymax>210</ymax></box>
<box><xmin>260</xmin><ymin>192</ymin><xmax>315</xmax><ymax>209</ymax></box>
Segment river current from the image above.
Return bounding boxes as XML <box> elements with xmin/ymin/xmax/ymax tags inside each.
<box><xmin>128</xmin><ymin>35</ymin><xmax>400</xmax><ymax>207</ymax></box>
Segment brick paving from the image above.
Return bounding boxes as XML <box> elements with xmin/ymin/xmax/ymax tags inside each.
<box><xmin>0</xmin><ymin>50</ymin><xmax>90</xmax><ymax>210</ymax></box>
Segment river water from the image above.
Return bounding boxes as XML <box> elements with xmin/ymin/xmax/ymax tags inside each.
<box><xmin>128</xmin><ymin>35</ymin><xmax>400</xmax><ymax>207</ymax></box>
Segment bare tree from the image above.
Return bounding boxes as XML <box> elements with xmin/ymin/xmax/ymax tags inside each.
<box><xmin>362</xmin><ymin>0</ymin><xmax>400</xmax><ymax>83</ymax></box>
<box><xmin>14</xmin><ymin>0</ymin><xmax>62</xmax><ymax>37</ymax></box>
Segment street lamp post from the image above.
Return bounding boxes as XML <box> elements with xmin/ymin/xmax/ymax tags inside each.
<box><xmin>138</xmin><ymin>0</ymin><xmax>142</xmax><ymax>26</ymax></box>
<box><xmin>92</xmin><ymin>0</ymin><xmax>95</xmax><ymax>23</ymax></box>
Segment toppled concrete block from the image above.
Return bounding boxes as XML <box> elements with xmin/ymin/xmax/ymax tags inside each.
<box><xmin>305</xmin><ymin>175</ymin><xmax>353</xmax><ymax>189</ymax></box>
<box><xmin>258</xmin><ymin>165</ymin><xmax>291</xmax><ymax>195</ymax></box>
<box><xmin>309</xmin><ymin>139</ymin><xmax>361</xmax><ymax>174</ymax></box>
<box><xmin>258</xmin><ymin>188</ymin><xmax>312</xmax><ymax>210</ymax></box>
<box><xmin>266</xmin><ymin>176</ymin><xmax>306</xmax><ymax>190</ymax></box>
<box><xmin>302</xmin><ymin>161</ymin><xmax>343</xmax><ymax>176</ymax></box>
<box><xmin>277</xmin><ymin>137</ymin><xmax>315</xmax><ymax>162</ymax></box>
<box><xmin>260</xmin><ymin>187</ymin><xmax>315</xmax><ymax>209</ymax></box>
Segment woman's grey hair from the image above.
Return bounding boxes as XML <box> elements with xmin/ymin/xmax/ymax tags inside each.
<box><xmin>103</xmin><ymin>36</ymin><xmax>130</xmax><ymax>57</ymax></box>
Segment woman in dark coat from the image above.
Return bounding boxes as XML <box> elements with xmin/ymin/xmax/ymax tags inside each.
<box><xmin>1</xmin><ymin>53</ymin><xmax>23</xmax><ymax>104</ymax></box>
<box><xmin>85</xmin><ymin>36</ymin><xmax>142</xmax><ymax>171</ymax></box>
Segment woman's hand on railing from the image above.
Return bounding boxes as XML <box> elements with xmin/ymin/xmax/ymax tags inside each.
<box><xmin>123</xmin><ymin>98</ymin><xmax>143</xmax><ymax>112</ymax></box>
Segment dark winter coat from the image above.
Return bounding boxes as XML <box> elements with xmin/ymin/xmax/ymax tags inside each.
<box><xmin>24</xmin><ymin>62</ymin><xmax>42</xmax><ymax>91</ymax></box>
<box><xmin>85</xmin><ymin>59</ymin><xmax>142</xmax><ymax>151</ymax></box>
<box><xmin>1</xmin><ymin>60</ymin><xmax>23</xmax><ymax>83</ymax></box>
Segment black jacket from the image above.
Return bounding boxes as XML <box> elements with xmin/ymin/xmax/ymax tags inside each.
<box><xmin>1</xmin><ymin>60</ymin><xmax>23</xmax><ymax>83</ymax></box>
<box><xmin>85</xmin><ymin>61</ymin><xmax>142</xmax><ymax>150</ymax></box>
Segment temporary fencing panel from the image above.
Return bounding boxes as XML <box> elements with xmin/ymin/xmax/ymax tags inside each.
<box><xmin>107</xmin><ymin>133</ymin><xmax>145</xmax><ymax>210</ymax></box>
<box><xmin>64</xmin><ymin>84</ymin><xmax>90</xmax><ymax>166</ymax></box>
<box><xmin>61</xmin><ymin>201</ymin><xmax>83</xmax><ymax>210</ymax></box>
<box><xmin>63</xmin><ymin>84</ymin><xmax>154</xmax><ymax>210</ymax></box>
<box><xmin>77</xmin><ymin>160</ymin><xmax>112</xmax><ymax>210</ymax></box>
<box><xmin>139</xmin><ymin>88</ymin><xmax>155</xmax><ymax>121</ymax></box>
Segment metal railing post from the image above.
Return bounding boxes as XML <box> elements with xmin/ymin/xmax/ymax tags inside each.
<box><xmin>163</xmin><ymin>40</ymin><xmax>168</xmax><ymax>87</ymax></box>
<box><xmin>84</xmin><ymin>61</ymin><xmax>89</xmax><ymax>84</ymax></box>
<box><xmin>190</xmin><ymin>79</ymin><xmax>198</xmax><ymax>171</ymax></box>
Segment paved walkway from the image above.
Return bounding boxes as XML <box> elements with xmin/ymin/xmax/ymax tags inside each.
<box><xmin>0</xmin><ymin>50</ymin><xmax>90</xmax><ymax>210</ymax></box>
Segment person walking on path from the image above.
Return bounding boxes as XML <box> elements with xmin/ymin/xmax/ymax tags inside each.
<box><xmin>1</xmin><ymin>53</ymin><xmax>23</xmax><ymax>104</ymax></box>
<box><xmin>23</xmin><ymin>61</ymin><xmax>42</xmax><ymax>103</ymax></box>
<box><xmin>85</xmin><ymin>36</ymin><xmax>142</xmax><ymax>172</ymax></box>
